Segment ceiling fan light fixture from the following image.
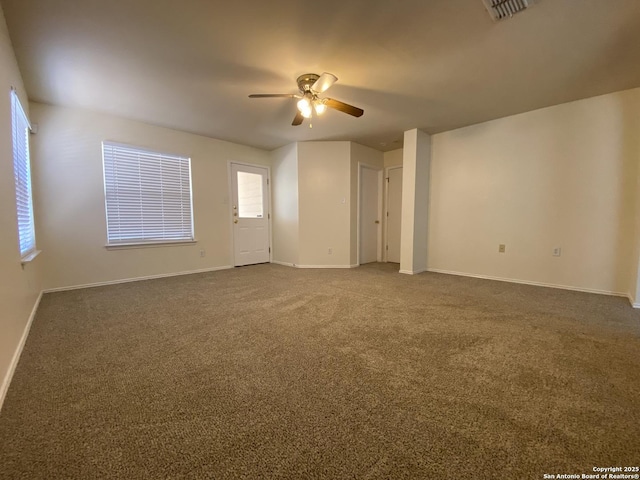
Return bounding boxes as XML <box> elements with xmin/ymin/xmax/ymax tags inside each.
<box><xmin>297</xmin><ymin>97</ymin><xmax>311</xmax><ymax>112</ymax></box>
<box><xmin>249</xmin><ymin>72</ymin><xmax>364</xmax><ymax>126</ymax></box>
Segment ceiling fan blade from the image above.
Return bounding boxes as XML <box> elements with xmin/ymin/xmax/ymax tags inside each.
<box><xmin>248</xmin><ymin>94</ymin><xmax>299</xmax><ymax>98</ymax></box>
<box><xmin>292</xmin><ymin>111</ymin><xmax>304</xmax><ymax>126</ymax></box>
<box><xmin>325</xmin><ymin>98</ymin><xmax>364</xmax><ymax>117</ymax></box>
<box><xmin>311</xmin><ymin>72</ymin><xmax>338</xmax><ymax>93</ymax></box>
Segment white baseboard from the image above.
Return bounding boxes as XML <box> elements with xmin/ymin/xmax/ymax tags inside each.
<box><xmin>43</xmin><ymin>265</ymin><xmax>233</xmax><ymax>293</ymax></box>
<box><xmin>627</xmin><ymin>294</ymin><xmax>640</xmax><ymax>308</ymax></box>
<box><xmin>272</xmin><ymin>261</ymin><xmax>359</xmax><ymax>269</ymax></box>
<box><xmin>271</xmin><ymin>260</ymin><xmax>295</xmax><ymax>267</ymax></box>
<box><xmin>0</xmin><ymin>291</ymin><xmax>43</xmax><ymax>412</ymax></box>
<box><xmin>427</xmin><ymin>268</ymin><xmax>628</xmax><ymax>298</ymax></box>
<box><xmin>399</xmin><ymin>268</ymin><xmax>427</xmax><ymax>275</ymax></box>
<box><xmin>295</xmin><ymin>264</ymin><xmax>358</xmax><ymax>269</ymax></box>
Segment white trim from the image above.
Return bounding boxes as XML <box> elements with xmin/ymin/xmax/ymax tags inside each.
<box><xmin>427</xmin><ymin>268</ymin><xmax>628</xmax><ymax>298</ymax></box>
<box><xmin>105</xmin><ymin>240</ymin><xmax>197</xmax><ymax>250</ymax></box>
<box><xmin>269</xmin><ymin>262</ymin><xmax>360</xmax><ymax>269</ymax></box>
<box><xmin>20</xmin><ymin>249</ymin><xmax>41</xmax><ymax>264</ymax></box>
<box><xmin>295</xmin><ymin>264</ymin><xmax>358</xmax><ymax>269</ymax></box>
<box><xmin>377</xmin><ymin>170</ymin><xmax>384</xmax><ymax>262</ymax></box>
<box><xmin>357</xmin><ymin>162</ymin><xmax>384</xmax><ymax>266</ymax></box>
<box><xmin>43</xmin><ymin>266</ymin><xmax>233</xmax><ymax>293</ymax></box>
<box><xmin>0</xmin><ymin>291</ymin><xmax>43</xmax><ymax>412</ymax></box>
<box><xmin>271</xmin><ymin>260</ymin><xmax>295</xmax><ymax>267</ymax></box>
<box><xmin>399</xmin><ymin>268</ymin><xmax>426</xmax><ymax>275</ymax></box>
<box><xmin>627</xmin><ymin>294</ymin><xmax>640</xmax><ymax>308</ymax></box>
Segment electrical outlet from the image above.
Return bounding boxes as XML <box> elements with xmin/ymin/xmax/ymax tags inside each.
<box><xmin>200</xmin><ymin>250</ymin><xmax>206</xmax><ymax>258</ymax></box>
<box><xmin>498</xmin><ymin>244</ymin><xmax>506</xmax><ymax>253</ymax></box>
<box><xmin>328</xmin><ymin>248</ymin><xmax>333</xmax><ymax>255</ymax></box>
<box><xmin>552</xmin><ymin>247</ymin><xmax>561</xmax><ymax>257</ymax></box>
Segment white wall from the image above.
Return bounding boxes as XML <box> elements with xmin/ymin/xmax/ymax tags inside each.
<box><xmin>270</xmin><ymin>140</ymin><xmax>380</xmax><ymax>268</ymax></box>
<box><xmin>29</xmin><ymin>102</ymin><xmax>270</xmax><ymax>290</ymax></box>
<box><xmin>350</xmin><ymin>143</ymin><xmax>384</xmax><ymax>264</ymax></box>
<box><xmin>428</xmin><ymin>88</ymin><xmax>640</xmax><ymax>295</ymax></box>
<box><xmin>271</xmin><ymin>143</ymin><xmax>299</xmax><ymax>266</ymax></box>
<box><xmin>0</xmin><ymin>5</ymin><xmax>43</xmax><ymax>406</ymax></box>
<box><xmin>400</xmin><ymin>130</ymin><xmax>431</xmax><ymax>274</ymax></box>
<box><xmin>384</xmin><ymin>149</ymin><xmax>403</xmax><ymax>167</ymax></box>
<box><xmin>297</xmin><ymin>142</ymin><xmax>352</xmax><ymax>267</ymax></box>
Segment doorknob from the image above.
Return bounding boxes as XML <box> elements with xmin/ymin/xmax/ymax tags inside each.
<box><xmin>375</xmin><ymin>220</ymin><xmax>380</xmax><ymax>224</ymax></box>
<box><xmin>234</xmin><ymin>219</ymin><xmax>238</xmax><ymax>224</ymax></box>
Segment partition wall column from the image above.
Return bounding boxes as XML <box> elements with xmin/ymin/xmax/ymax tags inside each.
<box><xmin>399</xmin><ymin>129</ymin><xmax>431</xmax><ymax>275</ymax></box>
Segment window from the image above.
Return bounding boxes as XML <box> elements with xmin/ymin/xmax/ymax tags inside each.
<box><xmin>102</xmin><ymin>142</ymin><xmax>194</xmax><ymax>245</ymax></box>
<box><xmin>236</xmin><ymin>171</ymin><xmax>264</xmax><ymax>218</ymax></box>
<box><xmin>11</xmin><ymin>89</ymin><xmax>37</xmax><ymax>260</ymax></box>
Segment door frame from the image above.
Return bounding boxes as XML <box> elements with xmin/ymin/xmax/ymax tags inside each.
<box><xmin>227</xmin><ymin>161</ymin><xmax>272</xmax><ymax>266</ymax></box>
<box><xmin>356</xmin><ymin>162</ymin><xmax>383</xmax><ymax>266</ymax></box>
<box><xmin>384</xmin><ymin>165</ymin><xmax>402</xmax><ymax>263</ymax></box>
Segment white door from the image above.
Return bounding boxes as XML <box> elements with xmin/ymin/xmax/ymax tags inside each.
<box><xmin>359</xmin><ymin>166</ymin><xmax>381</xmax><ymax>264</ymax></box>
<box><xmin>231</xmin><ymin>163</ymin><xmax>270</xmax><ymax>266</ymax></box>
<box><xmin>386</xmin><ymin>167</ymin><xmax>402</xmax><ymax>263</ymax></box>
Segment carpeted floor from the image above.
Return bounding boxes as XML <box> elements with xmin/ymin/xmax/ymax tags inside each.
<box><xmin>1</xmin><ymin>263</ymin><xmax>639</xmax><ymax>479</ymax></box>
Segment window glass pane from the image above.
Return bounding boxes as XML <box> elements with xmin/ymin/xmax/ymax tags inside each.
<box><xmin>11</xmin><ymin>90</ymin><xmax>36</xmax><ymax>258</ymax></box>
<box><xmin>237</xmin><ymin>171</ymin><xmax>263</xmax><ymax>218</ymax></box>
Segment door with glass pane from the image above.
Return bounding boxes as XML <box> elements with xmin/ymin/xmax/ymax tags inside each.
<box><xmin>231</xmin><ymin>163</ymin><xmax>270</xmax><ymax>266</ymax></box>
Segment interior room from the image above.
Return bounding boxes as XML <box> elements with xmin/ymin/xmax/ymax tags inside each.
<box><xmin>1</xmin><ymin>0</ymin><xmax>639</xmax><ymax>478</ymax></box>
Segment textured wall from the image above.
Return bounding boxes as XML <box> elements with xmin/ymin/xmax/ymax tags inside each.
<box><xmin>0</xmin><ymin>5</ymin><xmax>43</xmax><ymax>407</ymax></box>
<box><xmin>29</xmin><ymin>102</ymin><xmax>270</xmax><ymax>290</ymax></box>
<box><xmin>428</xmin><ymin>88</ymin><xmax>640</xmax><ymax>295</ymax></box>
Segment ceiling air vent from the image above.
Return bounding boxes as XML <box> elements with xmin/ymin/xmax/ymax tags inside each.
<box><xmin>482</xmin><ymin>0</ymin><xmax>536</xmax><ymax>21</ymax></box>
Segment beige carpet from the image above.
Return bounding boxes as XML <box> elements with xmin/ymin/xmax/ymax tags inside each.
<box><xmin>1</xmin><ymin>263</ymin><xmax>639</xmax><ymax>479</ymax></box>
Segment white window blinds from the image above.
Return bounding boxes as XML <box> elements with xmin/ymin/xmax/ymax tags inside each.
<box><xmin>11</xmin><ymin>90</ymin><xmax>36</xmax><ymax>258</ymax></box>
<box><xmin>102</xmin><ymin>142</ymin><xmax>194</xmax><ymax>245</ymax></box>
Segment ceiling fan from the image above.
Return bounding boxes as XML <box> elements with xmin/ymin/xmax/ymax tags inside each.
<box><xmin>249</xmin><ymin>72</ymin><xmax>364</xmax><ymax>126</ymax></box>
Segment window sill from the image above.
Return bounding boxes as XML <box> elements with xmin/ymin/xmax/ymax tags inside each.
<box><xmin>21</xmin><ymin>250</ymin><xmax>41</xmax><ymax>264</ymax></box>
<box><xmin>105</xmin><ymin>240</ymin><xmax>197</xmax><ymax>250</ymax></box>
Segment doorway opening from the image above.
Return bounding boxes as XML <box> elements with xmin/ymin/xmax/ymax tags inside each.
<box><xmin>384</xmin><ymin>166</ymin><xmax>402</xmax><ymax>263</ymax></box>
<box><xmin>230</xmin><ymin>163</ymin><xmax>271</xmax><ymax>266</ymax></box>
<box><xmin>358</xmin><ymin>164</ymin><xmax>383</xmax><ymax>265</ymax></box>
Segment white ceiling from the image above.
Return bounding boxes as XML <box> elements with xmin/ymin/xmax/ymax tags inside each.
<box><xmin>2</xmin><ymin>0</ymin><xmax>640</xmax><ymax>152</ymax></box>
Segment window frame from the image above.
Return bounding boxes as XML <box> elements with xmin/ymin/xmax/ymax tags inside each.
<box><xmin>101</xmin><ymin>141</ymin><xmax>195</xmax><ymax>247</ymax></box>
<box><xmin>11</xmin><ymin>88</ymin><xmax>38</xmax><ymax>262</ymax></box>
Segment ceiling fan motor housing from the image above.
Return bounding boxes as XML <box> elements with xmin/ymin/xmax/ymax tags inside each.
<box><xmin>297</xmin><ymin>74</ymin><xmax>320</xmax><ymax>93</ymax></box>
<box><xmin>248</xmin><ymin>72</ymin><xmax>363</xmax><ymax>125</ymax></box>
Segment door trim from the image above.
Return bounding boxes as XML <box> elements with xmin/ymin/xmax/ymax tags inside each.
<box><xmin>384</xmin><ymin>166</ymin><xmax>402</xmax><ymax>263</ymax></box>
<box><xmin>227</xmin><ymin>161</ymin><xmax>272</xmax><ymax>266</ymax></box>
<box><xmin>356</xmin><ymin>162</ymin><xmax>383</xmax><ymax>266</ymax></box>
